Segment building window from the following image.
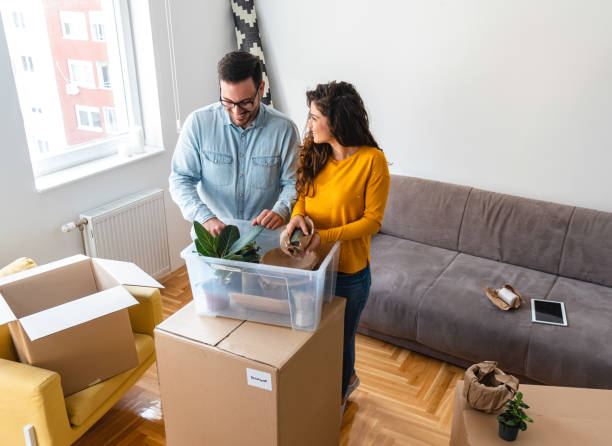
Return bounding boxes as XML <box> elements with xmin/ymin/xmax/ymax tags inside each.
<box><xmin>37</xmin><ymin>139</ymin><xmax>49</xmax><ymax>154</ymax></box>
<box><xmin>103</xmin><ymin>107</ymin><xmax>118</xmax><ymax>133</ymax></box>
<box><xmin>59</xmin><ymin>11</ymin><xmax>88</xmax><ymax>40</ymax></box>
<box><xmin>3</xmin><ymin>0</ymin><xmax>145</xmax><ymax>182</ymax></box>
<box><xmin>76</xmin><ymin>105</ymin><xmax>103</xmax><ymax>132</ymax></box>
<box><xmin>97</xmin><ymin>61</ymin><xmax>111</xmax><ymax>89</ymax></box>
<box><xmin>12</xmin><ymin>11</ymin><xmax>25</xmax><ymax>28</ymax></box>
<box><xmin>68</xmin><ymin>59</ymin><xmax>95</xmax><ymax>88</ymax></box>
<box><xmin>21</xmin><ymin>55</ymin><xmax>34</xmax><ymax>72</ymax></box>
<box><xmin>89</xmin><ymin>11</ymin><xmax>105</xmax><ymax>41</ymax></box>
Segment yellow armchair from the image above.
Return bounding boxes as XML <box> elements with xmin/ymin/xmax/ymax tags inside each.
<box><xmin>0</xmin><ymin>259</ymin><xmax>163</xmax><ymax>446</ymax></box>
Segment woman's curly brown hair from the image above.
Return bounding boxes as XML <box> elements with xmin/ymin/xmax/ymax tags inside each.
<box><xmin>296</xmin><ymin>81</ymin><xmax>380</xmax><ymax>197</ymax></box>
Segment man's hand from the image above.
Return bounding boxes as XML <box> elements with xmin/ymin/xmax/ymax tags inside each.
<box><xmin>251</xmin><ymin>209</ymin><xmax>284</xmax><ymax>230</ymax></box>
<box><xmin>285</xmin><ymin>214</ymin><xmax>311</xmax><ymax>239</ymax></box>
<box><xmin>203</xmin><ymin>217</ymin><xmax>226</xmax><ymax>236</ymax></box>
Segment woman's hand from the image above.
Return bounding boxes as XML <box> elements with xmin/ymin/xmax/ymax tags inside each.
<box><xmin>304</xmin><ymin>232</ymin><xmax>321</xmax><ymax>254</ymax></box>
<box><xmin>285</xmin><ymin>214</ymin><xmax>311</xmax><ymax>239</ymax></box>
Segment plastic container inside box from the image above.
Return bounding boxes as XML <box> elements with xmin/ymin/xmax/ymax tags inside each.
<box><xmin>181</xmin><ymin>219</ymin><xmax>340</xmax><ymax>331</ymax></box>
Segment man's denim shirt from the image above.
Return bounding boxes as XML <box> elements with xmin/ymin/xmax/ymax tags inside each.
<box><xmin>169</xmin><ymin>102</ymin><xmax>299</xmax><ymax>224</ymax></box>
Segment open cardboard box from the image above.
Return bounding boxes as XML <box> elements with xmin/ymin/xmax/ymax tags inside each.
<box><xmin>0</xmin><ymin>254</ymin><xmax>162</xmax><ymax>396</ymax></box>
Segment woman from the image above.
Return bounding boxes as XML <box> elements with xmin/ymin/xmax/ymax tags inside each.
<box><xmin>285</xmin><ymin>81</ymin><xmax>390</xmax><ymax>414</ymax></box>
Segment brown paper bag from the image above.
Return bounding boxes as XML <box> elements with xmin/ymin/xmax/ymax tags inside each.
<box><xmin>280</xmin><ymin>216</ymin><xmax>315</xmax><ymax>257</ymax></box>
<box><xmin>482</xmin><ymin>284</ymin><xmax>524</xmax><ymax>311</ymax></box>
<box><xmin>463</xmin><ymin>361</ymin><xmax>519</xmax><ymax>413</ymax></box>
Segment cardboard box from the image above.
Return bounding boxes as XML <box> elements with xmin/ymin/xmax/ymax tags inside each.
<box><xmin>450</xmin><ymin>380</ymin><xmax>612</xmax><ymax>445</ymax></box>
<box><xmin>155</xmin><ymin>297</ymin><xmax>346</xmax><ymax>446</ymax></box>
<box><xmin>0</xmin><ymin>254</ymin><xmax>162</xmax><ymax>396</ymax></box>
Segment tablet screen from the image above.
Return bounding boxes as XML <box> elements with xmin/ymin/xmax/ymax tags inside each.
<box><xmin>531</xmin><ymin>299</ymin><xmax>567</xmax><ymax>326</ymax></box>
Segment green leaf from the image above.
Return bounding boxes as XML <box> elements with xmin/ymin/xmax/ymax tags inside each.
<box><xmin>227</xmin><ymin>225</ymin><xmax>264</xmax><ymax>255</ymax></box>
<box><xmin>193</xmin><ymin>221</ymin><xmax>216</xmax><ymax>255</ymax></box>
<box><xmin>195</xmin><ymin>238</ymin><xmax>215</xmax><ymax>257</ymax></box>
<box><xmin>217</xmin><ymin>225</ymin><xmax>240</xmax><ymax>257</ymax></box>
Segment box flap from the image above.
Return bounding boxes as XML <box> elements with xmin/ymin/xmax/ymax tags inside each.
<box><xmin>156</xmin><ymin>302</ymin><xmax>243</xmax><ymax>346</ymax></box>
<box><xmin>0</xmin><ymin>254</ymin><xmax>88</xmax><ymax>287</ymax></box>
<box><xmin>218</xmin><ymin>322</ymin><xmax>310</xmax><ymax>369</ymax></box>
<box><xmin>18</xmin><ymin>286</ymin><xmax>138</xmax><ymax>341</ymax></box>
<box><xmin>0</xmin><ymin>294</ymin><xmax>17</xmax><ymax>325</ymax></box>
<box><xmin>218</xmin><ymin>298</ymin><xmax>346</xmax><ymax>368</ymax></box>
<box><xmin>92</xmin><ymin>258</ymin><xmax>164</xmax><ymax>288</ymax></box>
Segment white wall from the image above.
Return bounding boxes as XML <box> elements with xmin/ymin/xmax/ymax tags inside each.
<box><xmin>256</xmin><ymin>0</ymin><xmax>612</xmax><ymax>212</ymax></box>
<box><xmin>0</xmin><ymin>1</ymin><xmax>235</xmax><ymax>268</ymax></box>
<box><xmin>2</xmin><ymin>1</ymin><xmax>611</xmax><ymax>269</ymax></box>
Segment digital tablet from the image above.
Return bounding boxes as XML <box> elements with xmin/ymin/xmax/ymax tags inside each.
<box><xmin>531</xmin><ymin>299</ymin><xmax>567</xmax><ymax>326</ymax></box>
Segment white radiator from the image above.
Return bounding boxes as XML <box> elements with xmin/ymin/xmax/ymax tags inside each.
<box><xmin>80</xmin><ymin>189</ymin><xmax>171</xmax><ymax>279</ymax></box>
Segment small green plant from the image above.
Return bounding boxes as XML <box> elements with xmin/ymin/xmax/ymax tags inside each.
<box><xmin>193</xmin><ymin>221</ymin><xmax>263</xmax><ymax>263</ymax></box>
<box><xmin>497</xmin><ymin>392</ymin><xmax>533</xmax><ymax>431</ymax></box>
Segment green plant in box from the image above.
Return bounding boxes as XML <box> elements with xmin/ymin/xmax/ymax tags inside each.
<box><xmin>192</xmin><ymin>221</ymin><xmax>264</xmax><ymax>312</ymax></box>
<box><xmin>497</xmin><ymin>392</ymin><xmax>533</xmax><ymax>441</ymax></box>
<box><xmin>193</xmin><ymin>221</ymin><xmax>263</xmax><ymax>262</ymax></box>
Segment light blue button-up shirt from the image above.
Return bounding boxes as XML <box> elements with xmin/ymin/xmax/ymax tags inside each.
<box><xmin>169</xmin><ymin>102</ymin><xmax>299</xmax><ymax>224</ymax></box>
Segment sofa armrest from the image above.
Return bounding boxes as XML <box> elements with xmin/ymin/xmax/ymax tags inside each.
<box><xmin>124</xmin><ymin>285</ymin><xmax>163</xmax><ymax>336</ymax></box>
<box><xmin>0</xmin><ymin>358</ymin><xmax>72</xmax><ymax>446</ymax></box>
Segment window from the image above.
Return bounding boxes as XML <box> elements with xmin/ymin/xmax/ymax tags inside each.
<box><xmin>76</xmin><ymin>105</ymin><xmax>103</xmax><ymax>132</ymax></box>
<box><xmin>2</xmin><ymin>0</ymin><xmax>145</xmax><ymax>184</ymax></box>
<box><xmin>103</xmin><ymin>107</ymin><xmax>118</xmax><ymax>133</ymax></box>
<box><xmin>12</xmin><ymin>11</ymin><xmax>25</xmax><ymax>28</ymax></box>
<box><xmin>97</xmin><ymin>61</ymin><xmax>111</xmax><ymax>89</ymax></box>
<box><xmin>37</xmin><ymin>140</ymin><xmax>50</xmax><ymax>154</ymax></box>
<box><xmin>68</xmin><ymin>59</ymin><xmax>95</xmax><ymax>88</ymax></box>
<box><xmin>89</xmin><ymin>11</ymin><xmax>105</xmax><ymax>41</ymax></box>
<box><xmin>21</xmin><ymin>55</ymin><xmax>34</xmax><ymax>72</ymax></box>
<box><xmin>60</xmin><ymin>11</ymin><xmax>88</xmax><ymax>40</ymax></box>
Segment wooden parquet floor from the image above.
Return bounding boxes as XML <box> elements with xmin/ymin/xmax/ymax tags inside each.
<box><xmin>74</xmin><ymin>267</ymin><xmax>463</xmax><ymax>446</ymax></box>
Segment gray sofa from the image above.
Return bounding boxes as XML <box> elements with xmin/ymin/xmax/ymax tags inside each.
<box><xmin>359</xmin><ymin>174</ymin><xmax>612</xmax><ymax>389</ymax></box>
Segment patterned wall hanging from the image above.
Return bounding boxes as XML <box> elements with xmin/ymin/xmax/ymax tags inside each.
<box><xmin>230</xmin><ymin>0</ymin><xmax>273</xmax><ymax>106</ymax></box>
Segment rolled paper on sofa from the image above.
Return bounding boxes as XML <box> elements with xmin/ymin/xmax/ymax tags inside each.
<box><xmin>498</xmin><ymin>287</ymin><xmax>518</xmax><ymax>306</ymax></box>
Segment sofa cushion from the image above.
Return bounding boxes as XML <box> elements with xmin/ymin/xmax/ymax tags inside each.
<box><xmin>380</xmin><ymin>175</ymin><xmax>471</xmax><ymax>251</ymax></box>
<box><xmin>525</xmin><ymin>277</ymin><xmax>612</xmax><ymax>388</ymax></box>
<box><xmin>64</xmin><ymin>333</ymin><xmax>154</xmax><ymax>426</ymax></box>
<box><xmin>458</xmin><ymin>189</ymin><xmax>573</xmax><ymax>275</ymax></box>
<box><xmin>360</xmin><ymin>234</ymin><xmax>457</xmax><ymax>340</ymax></box>
<box><xmin>559</xmin><ymin>207</ymin><xmax>612</xmax><ymax>288</ymax></box>
<box><xmin>416</xmin><ymin>253</ymin><xmax>557</xmax><ymax>374</ymax></box>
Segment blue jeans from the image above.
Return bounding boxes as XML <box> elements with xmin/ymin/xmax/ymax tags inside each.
<box><xmin>335</xmin><ymin>264</ymin><xmax>371</xmax><ymax>398</ymax></box>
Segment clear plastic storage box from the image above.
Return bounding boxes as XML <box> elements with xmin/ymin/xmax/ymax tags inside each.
<box><xmin>181</xmin><ymin>219</ymin><xmax>340</xmax><ymax>331</ymax></box>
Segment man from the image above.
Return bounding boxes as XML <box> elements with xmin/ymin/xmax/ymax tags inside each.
<box><xmin>169</xmin><ymin>51</ymin><xmax>298</xmax><ymax>236</ymax></box>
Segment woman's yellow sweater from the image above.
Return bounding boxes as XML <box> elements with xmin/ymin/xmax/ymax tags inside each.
<box><xmin>292</xmin><ymin>146</ymin><xmax>390</xmax><ymax>274</ymax></box>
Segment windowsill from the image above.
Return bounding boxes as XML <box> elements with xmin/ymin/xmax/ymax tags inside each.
<box><xmin>34</xmin><ymin>145</ymin><xmax>165</xmax><ymax>193</ymax></box>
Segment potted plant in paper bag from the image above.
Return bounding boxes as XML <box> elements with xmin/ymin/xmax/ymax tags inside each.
<box><xmin>497</xmin><ymin>391</ymin><xmax>533</xmax><ymax>441</ymax></box>
<box><xmin>193</xmin><ymin>221</ymin><xmax>263</xmax><ymax>311</ymax></box>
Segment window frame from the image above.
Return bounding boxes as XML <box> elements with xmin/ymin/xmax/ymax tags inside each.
<box><xmin>89</xmin><ymin>11</ymin><xmax>105</xmax><ymax>42</ymax></box>
<box><xmin>59</xmin><ymin>10</ymin><xmax>88</xmax><ymax>41</ymax></box>
<box><xmin>75</xmin><ymin>105</ymin><xmax>103</xmax><ymax>132</ymax></box>
<box><xmin>30</xmin><ymin>0</ymin><xmax>145</xmax><ymax>179</ymax></box>
<box><xmin>21</xmin><ymin>55</ymin><xmax>34</xmax><ymax>72</ymax></box>
<box><xmin>67</xmin><ymin>59</ymin><xmax>96</xmax><ymax>89</ymax></box>
<box><xmin>96</xmin><ymin>61</ymin><xmax>111</xmax><ymax>89</ymax></box>
<box><xmin>103</xmin><ymin>106</ymin><xmax>118</xmax><ymax>133</ymax></box>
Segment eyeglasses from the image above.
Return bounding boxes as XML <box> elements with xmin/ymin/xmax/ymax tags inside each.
<box><xmin>220</xmin><ymin>85</ymin><xmax>260</xmax><ymax>111</ymax></box>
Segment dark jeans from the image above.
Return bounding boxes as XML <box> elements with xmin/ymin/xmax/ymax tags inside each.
<box><xmin>335</xmin><ymin>264</ymin><xmax>371</xmax><ymax>399</ymax></box>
